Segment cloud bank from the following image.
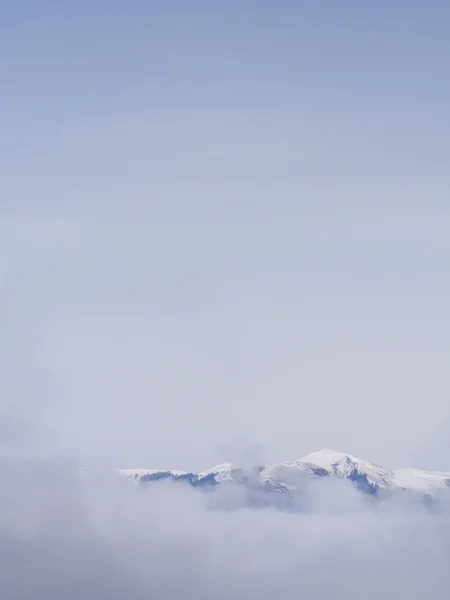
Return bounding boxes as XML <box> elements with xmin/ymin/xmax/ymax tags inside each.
<box><xmin>1</xmin><ymin>457</ymin><xmax>450</xmax><ymax>599</ymax></box>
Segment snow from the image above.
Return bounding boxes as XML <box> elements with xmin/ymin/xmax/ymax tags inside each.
<box><xmin>198</xmin><ymin>463</ymin><xmax>233</xmax><ymax>482</ymax></box>
<box><xmin>301</xmin><ymin>449</ymin><xmax>359</xmax><ymax>470</ymax></box>
<box><xmin>117</xmin><ymin>449</ymin><xmax>450</xmax><ymax>494</ymax></box>
<box><xmin>393</xmin><ymin>468</ymin><xmax>450</xmax><ymax>493</ymax></box>
<box><xmin>299</xmin><ymin>449</ymin><xmax>450</xmax><ymax>493</ymax></box>
<box><xmin>260</xmin><ymin>460</ymin><xmax>319</xmax><ymax>489</ymax></box>
<box><xmin>300</xmin><ymin>449</ymin><xmax>394</xmax><ymax>487</ymax></box>
<box><xmin>118</xmin><ymin>468</ymin><xmax>188</xmax><ymax>480</ymax></box>
<box><xmin>198</xmin><ymin>463</ymin><xmax>232</xmax><ymax>477</ymax></box>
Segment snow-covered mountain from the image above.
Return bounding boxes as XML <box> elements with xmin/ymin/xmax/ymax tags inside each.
<box><xmin>119</xmin><ymin>448</ymin><xmax>450</xmax><ymax>499</ymax></box>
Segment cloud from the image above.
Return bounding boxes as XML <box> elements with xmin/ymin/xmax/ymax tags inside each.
<box><xmin>214</xmin><ymin>436</ymin><xmax>267</xmax><ymax>468</ymax></box>
<box><xmin>1</xmin><ymin>457</ymin><xmax>450</xmax><ymax>599</ymax></box>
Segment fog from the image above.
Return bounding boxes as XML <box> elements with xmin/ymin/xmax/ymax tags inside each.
<box><xmin>1</xmin><ymin>201</ymin><xmax>449</xmax><ymax>471</ymax></box>
<box><xmin>1</xmin><ymin>457</ymin><xmax>449</xmax><ymax>599</ymax></box>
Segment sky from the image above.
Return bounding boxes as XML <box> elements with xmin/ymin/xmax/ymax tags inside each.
<box><xmin>1</xmin><ymin>1</ymin><xmax>450</xmax><ymax>471</ymax></box>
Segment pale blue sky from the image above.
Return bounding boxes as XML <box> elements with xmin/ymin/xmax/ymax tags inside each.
<box><xmin>1</xmin><ymin>2</ymin><xmax>449</xmax><ymax>470</ymax></box>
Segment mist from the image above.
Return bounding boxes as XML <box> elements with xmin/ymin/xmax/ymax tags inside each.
<box><xmin>1</xmin><ymin>457</ymin><xmax>449</xmax><ymax>599</ymax></box>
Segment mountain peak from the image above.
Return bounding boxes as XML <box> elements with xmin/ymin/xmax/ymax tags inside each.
<box><xmin>302</xmin><ymin>449</ymin><xmax>358</xmax><ymax>464</ymax></box>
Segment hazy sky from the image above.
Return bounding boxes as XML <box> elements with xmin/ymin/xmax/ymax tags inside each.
<box><xmin>1</xmin><ymin>2</ymin><xmax>449</xmax><ymax>470</ymax></box>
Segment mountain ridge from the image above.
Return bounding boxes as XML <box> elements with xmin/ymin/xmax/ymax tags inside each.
<box><xmin>118</xmin><ymin>448</ymin><xmax>450</xmax><ymax>495</ymax></box>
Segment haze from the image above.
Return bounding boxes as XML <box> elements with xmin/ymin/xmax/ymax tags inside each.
<box><xmin>1</xmin><ymin>2</ymin><xmax>449</xmax><ymax>473</ymax></box>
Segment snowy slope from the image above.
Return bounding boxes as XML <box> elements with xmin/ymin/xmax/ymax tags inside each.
<box><xmin>393</xmin><ymin>467</ymin><xmax>450</xmax><ymax>493</ymax></box>
<box><xmin>198</xmin><ymin>463</ymin><xmax>234</xmax><ymax>483</ymax></box>
<box><xmin>299</xmin><ymin>449</ymin><xmax>394</xmax><ymax>488</ymax></box>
